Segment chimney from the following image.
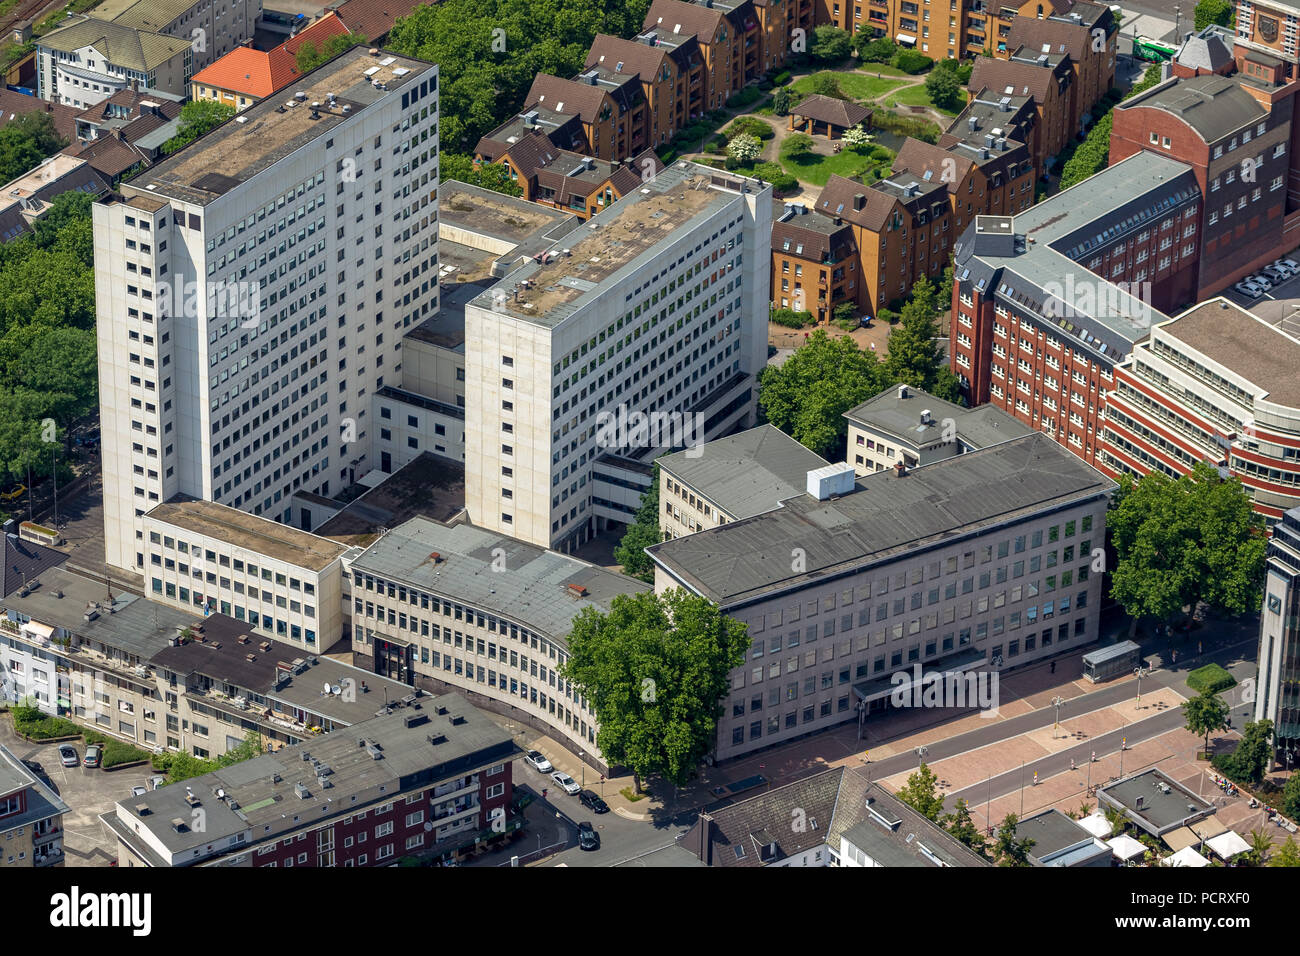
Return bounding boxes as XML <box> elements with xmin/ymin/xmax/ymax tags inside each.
<box><xmin>898</xmin><ymin>384</ymin><xmax>908</xmax><ymax>399</ymax></box>
<box><xmin>968</xmin><ymin>115</ymin><xmax>978</xmax><ymax>132</ymax></box>
<box><xmin>894</xmin><ymin>460</ymin><xmax>906</xmax><ymax>477</ymax></box>
<box><xmin>853</xmin><ymin>192</ymin><xmax>865</xmax><ymax>210</ymax></box>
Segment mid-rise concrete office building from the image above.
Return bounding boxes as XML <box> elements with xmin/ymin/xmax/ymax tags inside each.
<box><xmin>94</xmin><ymin>47</ymin><xmax>439</xmax><ymax>575</ymax></box>
<box><xmin>348</xmin><ymin>517</ymin><xmax>650</xmax><ymax>769</ymax></box>
<box><xmin>649</xmin><ymin>433</ymin><xmax>1114</xmax><ymax>762</ymax></box>
<box><xmin>461</xmin><ymin>162</ymin><xmax>772</xmax><ymax>551</ymax></box>
<box><xmin>844</xmin><ymin>382</ymin><xmax>1034</xmax><ymax>476</ymax></box>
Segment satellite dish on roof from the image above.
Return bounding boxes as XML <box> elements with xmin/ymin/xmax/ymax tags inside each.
<box><xmin>323</xmin><ymin>682</ymin><xmax>332</xmax><ymax>694</ymax></box>
<box><xmin>331</xmin><ymin>685</ymin><xmax>341</xmax><ymax>696</ymax></box>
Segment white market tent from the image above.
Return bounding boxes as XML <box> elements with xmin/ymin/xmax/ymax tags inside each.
<box><xmin>1108</xmin><ymin>833</ymin><xmax>1148</xmax><ymax>862</ymax></box>
<box><xmin>1205</xmin><ymin>830</ymin><xmax>1252</xmax><ymax>860</ymax></box>
<box><xmin>1078</xmin><ymin>810</ymin><xmax>1113</xmax><ymax>839</ymax></box>
<box><xmin>1161</xmin><ymin>846</ymin><xmax>1210</xmax><ymax>867</ymax></box>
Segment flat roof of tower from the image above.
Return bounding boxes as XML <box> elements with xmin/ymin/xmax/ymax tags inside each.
<box><xmin>124</xmin><ymin>47</ymin><xmax>434</xmax><ymax>206</ymax></box>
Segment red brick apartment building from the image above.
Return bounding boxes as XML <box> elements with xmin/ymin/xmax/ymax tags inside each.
<box><xmin>949</xmin><ymin>150</ymin><xmax>1202</xmax><ymax>471</ymax></box>
<box><xmin>1112</xmin><ymin>56</ymin><xmax>1299</xmax><ymax>297</ymax></box>
<box><xmin>103</xmin><ymin>694</ymin><xmax>517</xmax><ymax>867</ymax></box>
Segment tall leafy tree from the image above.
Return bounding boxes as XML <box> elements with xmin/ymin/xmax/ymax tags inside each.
<box><xmin>613</xmin><ymin>462</ymin><xmax>660</xmax><ymax>582</ymax></box>
<box><xmin>388</xmin><ymin>0</ymin><xmax>651</xmax><ymax>152</ymax></box>
<box><xmin>1194</xmin><ymin>0</ymin><xmax>1233</xmax><ymax>30</ymax></box>
<box><xmin>1272</xmin><ymin>835</ymin><xmax>1300</xmax><ymax>867</ymax></box>
<box><xmin>560</xmin><ymin>588</ymin><xmax>749</xmax><ymax>792</ymax></box>
<box><xmin>993</xmin><ymin>813</ymin><xmax>1035</xmax><ymax>866</ymax></box>
<box><xmin>758</xmin><ymin>329</ymin><xmax>886</xmax><ymax>458</ymax></box>
<box><xmin>896</xmin><ymin>763</ymin><xmax>945</xmax><ymax>821</ymax></box>
<box><xmin>1109</xmin><ymin>464</ymin><xmax>1267</xmax><ymax>625</ymax></box>
<box><xmin>924</xmin><ymin>66</ymin><xmax>963</xmax><ymax>111</ymax></box>
<box><xmin>438</xmin><ymin>152</ymin><xmax>524</xmax><ymax>197</ymax></box>
<box><xmin>941</xmin><ymin>798</ymin><xmax>987</xmax><ymax>856</ymax></box>
<box><xmin>294</xmin><ymin>32</ymin><xmax>367</xmax><ymax>73</ymax></box>
<box><xmin>1213</xmin><ymin>718</ymin><xmax>1274</xmax><ymax>786</ymax></box>
<box><xmin>0</xmin><ymin>112</ymin><xmax>66</xmax><ymax>182</ymax></box>
<box><xmin>1182</xmin><ymin>689</ymin><xmax>1230</xmax><ymax>757</ymax></box>
<box><xmin>884</xmin><ymin>277</ymin><xmax>962</xmax><ymax>402</ymax></box>
<box><xmin>810</xmin><ymin>25</ymin><xmax>853</xmax><ymax>63</ymax></box>
<box><xmin>161</xmin><ymin>101</ymin><xmax>237</xmax><ymax>154</ymax></box>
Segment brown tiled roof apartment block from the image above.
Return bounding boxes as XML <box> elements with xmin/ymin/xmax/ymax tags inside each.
<box><xmin>523</xmin><ymin>72</ymin><xmax>649</xmax><ymax>161</ymax></box>
<box><xmin>820</xmin><ymin>0</ymin><xmax>1075</xmax><ymax>61</ymax></box>
<box><xmin>970</xmin><ymin>52</ymin><xmax>1075</xmax><ymax>177</ymax></box>
<box><xmin>586</xmin><ymin>33</ymin><xmax>701</xmax><ymax>148</ymax></box>
<box><xmin>998</xmin><ymin>3</ymin><xmax>1118</xmax><ymax>123</ymax></box>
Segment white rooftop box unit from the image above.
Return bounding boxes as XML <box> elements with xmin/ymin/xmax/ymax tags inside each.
<box><xmin>807</xmin><ymin>462</ymin><xmax>856</xmax><ymax>501</ymax></box>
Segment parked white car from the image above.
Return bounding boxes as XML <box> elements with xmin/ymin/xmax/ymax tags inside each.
<box><xmin>1235</xmin><ymin>281</ymin><xmax>1265</xmax><ymax>299</ymax></box>
<box><xmin>551</xmin><ymin>771</ymin><xmax>581</xmax><ymax>795</ymax></box>
<box><xmin>523</xmin><ymin>750</ymin><xmax>553</xmax><ymax>774</ymax></box>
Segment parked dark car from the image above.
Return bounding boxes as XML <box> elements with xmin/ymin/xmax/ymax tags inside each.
<box><xmin>577</xmin><ymin>821</ymin><xmax>600</xmax><ymax>852</ymax></box>
<box><xmin>579</xmin><ymin>790</ymin><xmax>609</xmax><ymax>814</ymax></box>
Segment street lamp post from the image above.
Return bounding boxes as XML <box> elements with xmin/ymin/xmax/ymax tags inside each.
<box><xmin>1134</xmin><ymin>666</ymin><xmax>1148</xmax><ymax>704</ymax></box>
<box><xmin>579</xmin><ymin>752</ymin><xmax>585</xmax><ymax>789</ymax></box>
<box><xmin>916</xmin><ymin>745</ymin><xmax>928</xmax><ymax>768</ymax></box>
<box><xmin>1052</xmin><ymin>695</ymin><xmax>1065</xmax><ymax>739</ymax></box>
<box><xmin>1174</xmin><ymin>4</ymin><xmax>1181</xmax><ymax>38</ymax></box>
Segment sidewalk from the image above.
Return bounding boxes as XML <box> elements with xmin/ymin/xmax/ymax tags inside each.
<box><xmin>498</xmin><ymin>610</ymin><xmax>1260</xmax><ymax>825</ymax></box>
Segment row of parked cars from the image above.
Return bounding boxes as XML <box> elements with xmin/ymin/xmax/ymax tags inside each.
<box><xmin>522</xmin><ymin>749</ymin><xmax>608</xmax><ymax>851</ymax></box>
<box><xmin>1234</xmin><ymin>258</ymin><xmax>1300</xmax><ymax>299</ymax></box>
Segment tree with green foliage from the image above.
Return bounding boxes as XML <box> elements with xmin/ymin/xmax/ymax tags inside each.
<box><xmin>0</xmin><ymin>190</ymin><xmax>97</xmax><ymax>485</ymax></box>
<box><xmin>613</xmin><ymin>463</ymin><xmax>660</xmax><ymax>582</ymax></box>
<box><xmin>780</xmin><ymin>131</ymin><xmax>816</xmax><ymax>158</ymax></box>
<box><xmin>993</xmin><ymin>813</ymin><xmax>1035</xmax><ymax>866</ymax></box>
<box><xmin>294</xmin><ymin>31</ymin><xmax>367</xmax><ymax>73</ymax></box>
<box><xmin>769</xmin><ymin>306</ymin><xmax>815</xmax><ymax>328</ymax></box>
<box><xmin>1273</xmin><ymin>835</ymin><xmax>1300</xmax><ymax>867</ymax></box>
<box><xmin>858</xmin><ymin>36</ymin><xmax>897</xmax><ymax>64</ymax></box>
<box><xmin>560</xmin><ymin>588</ymin><xmax>749</xmax><ymax>792</ymax></box>
<box><xmin>805</xmin><ymin>72</ymin><xmax>845</xmax><ymax>100</ymax></box>
<box><xmin>810</xmin><ymin>25</ymin><xmax>853</xmax><ymax>63</ymax></box>
<box><xmin>942</xmin><ymin>798</ymin><xmax>987</xmax><ymax>855</ymax></box>
<box><xmin>896</xmin><ymin>763</ymin><xmax>946</xmax><ymax>820</ymax></box>
<box><xmin>892</xmin><ymin>48</ymin><xmax>933</xmax><ymax>74</ymax></box>
<box><xmin>727</xmin><ymin>131</ymin><xmax>762</xmax><ymax>163</ymax></box>
<box><xmin>1213</xmin><ymin>718</ymin><xmax>1274</xmax><ymax>786</ymax></box>
<box><xmin>0</xmin><ymin>112</ymin><xmax>66</xmax><ymax>183</ymax></box>
<box><xmin>1194</xmin><ymin>0</ymin><xmax>1233</xmax><ymax>30</ymax></box>
<box><xmin>1247</xmin><ymin>829</ymin><xmax>1274</xmax><ymax>866</ymax></box>
<box><xmin>1108</xmin><ymin>463</ymin><xmax>1267</xmax><ymax>625</ymax></box>
<box><xmin>758</xmin><ymin>328</ymin><xmax>886</xmax><ymax>458</ymax></box>
<box><xmin>924</xmin><ymin>65</ymin><xmax>964</xmax><ymax>111</ymax></box>
<box><xmin>1182</xmin><ymin>689</ymin><xmax>1230</xmax><ymax>757</ymax></box>
<box><xmin>884</xmin><ymin>277</ymin><xmax>962</xmax><ymax>402</ymax></box>
<box><xmin>841</xmin><ymin>123</ymin><xmax>873</xmax><ymax>149</ymax></box>
<box><xmin>438</xmin><ymin>152</ymin><xmax>524</xmax><ymax>197</ymax></box>
<box><xmin>1284</xmin><ymin>769</ymin><xmax>1300</xmax><ymax>821</ymax></box>
<box><xmin>832</xmin><ymin>301</ymin><xmax>857</xmax><ymax>324</ymax></box>
<box><xmin>387</xmin><ymin>0</ymin><xmax>651</xmax><ymax>152</ymax></box>
<box><xmin>772</xmin><ymin>86</ymin><xmax>796</xmax><ymax>116</ymax></box>
<box><xmin>161</xmin><ymin>100</ymin><xmax>237</xmax><ymax>154</ymax></box>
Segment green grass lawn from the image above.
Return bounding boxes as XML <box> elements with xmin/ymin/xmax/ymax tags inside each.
<box><xmin>792</xmin><ymin>70</ymin><xmax>907</xmax><ymax>102</ymax></box>
<box><xmin>853</xmin><ymin>63</ymin><xmax>913</xmax><ymax>78</ymax></box>
<box><xmin>779</xmin><ymin>147</ymin><xmax>892</xmax><ymax>187</ymax></box>
<box><xmin>886</xmin><ymin>82</ymin><xmax>960</xmax><ymax>116</ymax></box>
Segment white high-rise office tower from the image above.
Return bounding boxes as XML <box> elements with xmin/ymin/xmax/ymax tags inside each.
<box><xmin>462</xmin><ymin>163</ymin><xmax>772</xmax><ymax>551</ymax></box>
<box><xmin>94</xmin><ymin>47</ymin><xmax>439</xmax><ymax>575</ymax></box>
